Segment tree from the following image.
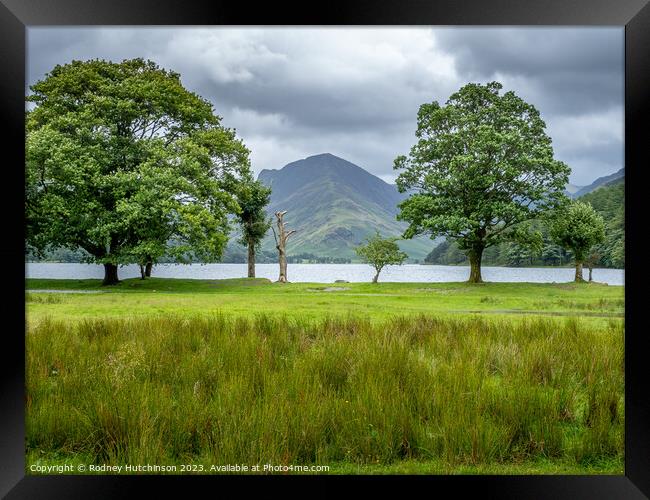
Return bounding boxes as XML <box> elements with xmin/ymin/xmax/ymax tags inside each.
<box><xmin>506</xmin><ymin>244</ymin><xmax>534</xmax><ymax>267</ymax></box>
<box><xmin>578</xmin><ymin>180</ymin><xmax>624</xmax><ymax>269</ymax></box>
<box><xmin>271</xmin><ymin>211</ymin><xmax>296</xmax><ymax>283</ymax></box>
<box><xmin>585</xmin><ymin>247</ymin><xmax>602</xmax><ymax>282</ymax></box>
<box><xmin>236</xmin><ymin>180</ymin><xmax>272</xmax><ymax>278</ymax></box>
<box><xmin>355</xmin><ymin>232</ymin><xmax>407</xmax><ymax>283</ymax></box>
<box><xmin>394</xmin><ymin>81</ymin><xmax>570</xmax><ymax>283</ymax></box>
<box><xmin>541</xmin><ymin>243</ymin><xmax>566</xmax><ymax>266</ymax></box>
<box><xmin>550</xmin><ymin>200</ymin><xmax>606</xmax><ymax>282</ymax></box>
<box><xmin>25</xmin><ymin>58</ymin><xmax>251</xmax><ymax>285</ymax></box>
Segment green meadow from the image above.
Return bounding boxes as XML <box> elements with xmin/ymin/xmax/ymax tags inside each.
<box><xmin>26</xmin><ymin>278</ymin><xmax>624</xmax><ymax>323</ymax></box>
<box><xmin>25</xmin><ymin>278</ymin><xmax>624</xmax><ymax>474</ymax></box>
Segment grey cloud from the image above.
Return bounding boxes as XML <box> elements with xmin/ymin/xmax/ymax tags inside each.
<box><xmin>435</xmin><ymin>27</ymin><xmax>623</xmax><ymax>115</ymax></box>
<box><xmin>436</xmin><ymin>28</ymin><xmax>622</xmax><ymax>75</ymax></box>
<box><xmin>27</xmin><ymin>27</ymin><xmax>623</xmax><ymax>186</ymax></box>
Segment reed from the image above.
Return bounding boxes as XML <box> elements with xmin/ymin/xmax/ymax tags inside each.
<box><xmin>26</xmin><ymin>313</ymin><xmax>623</xmax><ymax>472</ymax></box>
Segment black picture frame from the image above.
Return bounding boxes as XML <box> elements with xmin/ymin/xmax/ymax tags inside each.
<box><xmin>2</xmin><ymin>1</ymin><xmax>649</xmax><ymax>497</ymax></box>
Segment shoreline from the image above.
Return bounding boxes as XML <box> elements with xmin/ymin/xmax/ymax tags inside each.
<box><xmin>25</xmin><ymin>261</ymin><xmax>625</xmax><ymax>271</ymax></box>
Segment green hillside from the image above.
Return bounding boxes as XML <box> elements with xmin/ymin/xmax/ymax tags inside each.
<box><xmin>257</xmin><ymin>153</ymin><xmax>434</xmax><ymax>261</ymax></box>
<box><xmin>425</xmin><ymin>175</ymin><xmax>624</xmax><ymax>268</ymax></box>
<box><xmin>579</xmin><ymin>177</ymin><xmax>624</xmax><ymax>268</ymax></box>
<box><xmin>571</xmin><ymin>168</ymin><xmax>624</xmax><ymax>198</ymax></box>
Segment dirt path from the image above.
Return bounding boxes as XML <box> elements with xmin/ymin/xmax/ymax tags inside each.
<box><xmin>450</xmin><ymin>309</ymin><xmax>623</xmax><ymax>318</ymax></box>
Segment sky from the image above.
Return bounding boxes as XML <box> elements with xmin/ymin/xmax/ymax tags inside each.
<box><xmin>27</xmin><ymin>27</ymin><xmax>624</xmax><ymax>186</ymax></box>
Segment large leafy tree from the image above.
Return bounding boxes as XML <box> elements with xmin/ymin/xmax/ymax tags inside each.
<box><xmin>394</xmin><ymin>81</ymin><xmax>570</xmax><ymax>283</ymax></box>
<box><xmin>26</xmin><ymin>58</ymin><xmax>251</xmax><ymax>284</ymax></box>
<box><xmin>550</xmin><ymin>200</ymin><xmax>606</xmax><ymax>282</ymax></box>
<box><xmin>235</xmin><ymin>179</ymin><xmax>272</xmax><ymax>278</ymax></box>
<box><xmin>355</xmin><ymin>232</ymin><xmax>407</xmax><ymax>283</ymax></box>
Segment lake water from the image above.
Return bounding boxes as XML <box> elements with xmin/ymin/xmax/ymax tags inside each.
<box><xmin>25</xmin><ymin>263</ymin><xmax>625</xmax><ymax>286</ymax></box>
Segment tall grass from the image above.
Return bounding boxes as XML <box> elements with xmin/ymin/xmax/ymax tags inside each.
<box><xmin>26</xmin><ymin>313</ymin><xmax>623</xmax><ymax>470</ymax></box>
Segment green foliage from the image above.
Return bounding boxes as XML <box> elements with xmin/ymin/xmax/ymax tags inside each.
<box><xmin>425</xmin><ymin>238</ymin><xmax>573</xmax><ymax>267</ymax></box>
<box><xmin>235</xmin><ymin>180</ymin><xmax>272</xmax><ymax>249</ymax></box>
<box><xmin>394</xmin><ymin>81</ymin><xmax>570</xmax><ymax>266</ymax></box>
<box><xmin>424</xmin><ymin>239</ymin><xmax>470</xmax><ymax>265</ymax></box>
<box><xmin>579</xmin><ymin>180</ymin><xmax>624</xmax><ymax>268</ymax></box>
<box><xmin>355</xmin><ymin>232</ymin><xmax>408</xmax><ymax>281</ymax></box>
<box><xmin>26</xmin><ymin>246</ymin><xmax>91</xmax><ymax>263</ymax></box>
<box><xmin>286</xmin><ymin>253</ymin><xmax>352</xmax><ymax>264</ymax></box>
<box><xmin>550</xmin><ymin>201</ymin><xmax>606</xmax><ymax>263</ymax></box>
<box><xmin>424</xmin><ymin>176</ymin><xmax>625</xmax><ymax>270</ymax></box>
<box><xmin>25</xmin><ymin>58</ymin><xmax>252</xmax><ymax>274</ymax></box>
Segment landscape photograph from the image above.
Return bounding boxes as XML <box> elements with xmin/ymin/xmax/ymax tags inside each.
<box><xmin>25</xmin><ymin>27</ymin><xmax>624</xmax><ymax>475</ymax></box>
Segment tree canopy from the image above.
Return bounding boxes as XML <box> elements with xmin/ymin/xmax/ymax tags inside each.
<box><xmin>355</xmin><ymin>232</ymin><xmax>407</xmax><ymax>283</ymax></box>
<box><xmin>25</xmin><ymin>58</ymin><xmax>252</xmax><ymax>284</ymax></box>
<box><xmin>549</xmin><ymin>200</ymin><xmax>606</xmax><ymax>281</ymax></box>
<box><xmin>394</xmin><ymin>81</ymin><xmax>570</xmax><ymax>282</ymax></box>
<box><xmin>579</xmin><ymin>180</ymin><xmax>624</xmax><ymax>269</ymax></box>
<box><xmin>235</xmin><ymin>179</ymin><xmax>272</xmax><ymax>278</ymax></box>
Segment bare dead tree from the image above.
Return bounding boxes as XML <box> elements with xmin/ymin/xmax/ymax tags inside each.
<box><xmin>271</xmin><ymin>210</ymin><xmax>296</xmax><ymax>283</ymax></box>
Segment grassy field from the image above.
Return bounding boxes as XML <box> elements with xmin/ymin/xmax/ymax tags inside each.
<box><xmin>26</xmin><ymin>277</ymin><xmax>624</xmax><ymax>324</ymax></box>
<box><xmin>25</xmin><ymin>278</ymin><xmax>624</xmax><ymax>475</ymax></box>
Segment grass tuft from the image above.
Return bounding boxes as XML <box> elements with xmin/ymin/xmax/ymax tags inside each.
<box><xmin>26</xmin><ymin>313</ymin><xmax>623</xmax><ymax>472</ymax></box>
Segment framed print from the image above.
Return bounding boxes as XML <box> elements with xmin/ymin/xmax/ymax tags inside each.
<box><xmin>2</xmin><ymin>0</ymin><xmax>649</xmax><ymax>497</ymax></box>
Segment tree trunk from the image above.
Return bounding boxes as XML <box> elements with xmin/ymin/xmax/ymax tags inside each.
<box><xmin>575</xmin><ymin>261</ymin><xmax>585</xmax><ymax>282</ymax></box>
<box><xmin>145</xmin><ymin>260</ymin><xmax>153</xmax><ymax>277</ymax></box>
<box><xmin>102</xmin><ymin>263</ymin><xmax>119</xmax><ymax>286</ymax></box>
<box><xmin>139</xmin><ymin>264</ymin><xmax>146</xmax><ymax>280</ymax></box>
<box><xmin>467</xmin><ymin>246</ymin><xmax>484</xmax><ymax>283</ymax></box>
<box><xmin>273</xmin><ymin>211</ymin><xmax>296</xmax><ymax>283</ymax></box>
<box><xmin>588</xmin><ymin>264</ymin><xmax>593</xmax><ymax>282</ymax></box>
<box><xmin>247</xmin><ymin>239</ymin><xmax>256</xmax><ymax>278</ymax></box>
<box><xmin>372</xmin><ymin>269</ymin><xmax>380</xmax><ymax>283</ymax></box>
<box><xmin>278</xmin><ymin>246</ymin><xmax>287</xmax><ymax>283</ymax></box>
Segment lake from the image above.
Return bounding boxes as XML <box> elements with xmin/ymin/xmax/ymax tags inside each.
<box><xmin>25</xmin><ymin>263</ymin><xmax>625</xmax><ymax>286</ymax></box>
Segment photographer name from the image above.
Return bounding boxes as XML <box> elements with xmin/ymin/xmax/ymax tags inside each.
<box><xmin>91</xmin><ymin>464</ymin><xmax>179</xmax><ymax>473</ymax></box>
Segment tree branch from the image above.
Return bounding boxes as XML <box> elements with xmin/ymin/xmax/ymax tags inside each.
<box><xmin>285</xmin><ymin>229</ymin><xmax>297</xmax><ymax>241</ymax></box>
<box><xmin>271</xmin><ymin>225</ymin><xmax>279</xmax><ymax>246</ymax></box>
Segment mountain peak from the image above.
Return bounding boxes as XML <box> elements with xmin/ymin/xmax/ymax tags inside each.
<box><xmin>283</xmin><ymin>152</ymin><xmax>362</xmax><ymax>171</ymax></box>
<box><xmin>255</xmin><ymin>153</ymin><xmax>432</xmax><ymax>260</ymax></box>
<box><xmin>305</xmin><ymin>152</ymin><xmax>339</xmax><ymax>160</ymax></box>
<box><xmin>259</xmin><ymin>153</ymin><xmax>350</xmax><ymax>177</ymax></box>
<box><xmin>259</xmin><ymin>153</ymin><xmax>385</xmax><ymax>190</ymax></box>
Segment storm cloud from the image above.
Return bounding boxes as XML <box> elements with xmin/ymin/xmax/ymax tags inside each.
<box><xmin>27</xmin><ymin>27</ymin><xmax>623</xmax><ymax>186</ymax></box>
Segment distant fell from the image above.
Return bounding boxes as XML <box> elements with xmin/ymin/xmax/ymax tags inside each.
<box><xmin>565</xmin><ymin>183</ymin><xmax>584</xmax><ymax>195</ymax></box>
<box><xmin>257</xmin><ymin>153</ymin><xmax>433</xmax><ymax>261</ymax></box>
<box><xmin>571</xmin><ymin>168</ymin><xmax>624</xmax><ymax>198</ymax></box>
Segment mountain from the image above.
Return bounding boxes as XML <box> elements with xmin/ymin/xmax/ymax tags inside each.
<box><xmin>571</xmin><ymin>168</ymin><xmax>625</xmax><ymax>198</ymax></box>
<box><xmin>565</xmin><ymin>183</ymin><xmax>584</xmax><ymax>196</ymax></box>
<box><xmin>256</xmin><ymin>153</ymin><xmax>434</xmax><ymax>261</ymax></box>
